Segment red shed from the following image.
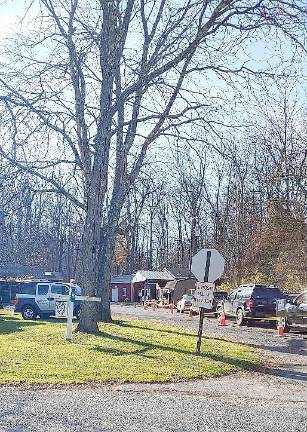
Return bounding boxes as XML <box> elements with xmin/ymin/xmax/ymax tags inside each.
<box><xmin>110</xmin><ymin>275</ymin><xmax>134</xmax><ymax>302</ymax></box>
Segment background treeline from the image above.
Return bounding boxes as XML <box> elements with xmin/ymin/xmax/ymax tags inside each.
<box><xmin>0</xmin><ymin>86</ymin><xmax>306</xmax><ymax>292</ymax></box>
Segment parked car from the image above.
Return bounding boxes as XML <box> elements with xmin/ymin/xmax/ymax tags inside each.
<box><xmin>14</xmin><ymin>280</ymin><xmax>81</xmax><ymax>320</ymax></box>
<box><xmin>176</xmin><ymin>294</ymin><xmax>194</xmax><ymax>313</ymax></box>
<box><xmin>281</xmin><ymin>290</ymin><xmax>307</xmax><ymax>332</ymax></box>
<box><xmin>216</xmin><ymin>284</ymin><xmax>285</xmax><ymax>326</ymax></box>
<box><xmin>283</xmin><ymin>292</ymin><xmax>301</xmax><ymax>302</ymax></box>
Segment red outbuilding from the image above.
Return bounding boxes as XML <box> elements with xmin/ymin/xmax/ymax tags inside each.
<box><xmin>110</xmin><ymin>275</ymin><xmax>134</xmax><ymax>302</ymax></box>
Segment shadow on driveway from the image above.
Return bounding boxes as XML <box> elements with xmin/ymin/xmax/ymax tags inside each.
<box><xmin>271</xmin><ymin>367</ymin><xmax>307</xmax><ymax>383</ymax></box>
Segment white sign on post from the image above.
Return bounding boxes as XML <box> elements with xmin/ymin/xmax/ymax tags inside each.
<box><xmin>55</xmin><ymin>301</ymin><xmax>68</xmax><ymax>318</ymax></box>
<box><xmin>191</xmin><ymin>248</ymin><xmax>225</xmax><ymax>283</ymax></box>
<box><xmin>193</xmin><ymin>282</ymin><xmax>214</xmax><ymax>309</ymax></box>
<box><xmin>54</xmin><ymin>279</ymin><xmax>101</xmax><ymax>342</ymax></box>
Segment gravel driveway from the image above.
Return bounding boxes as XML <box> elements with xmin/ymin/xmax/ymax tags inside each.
<box><xmin>1</xmin><ymin>372</ymin><xmax>306</xmax><ymax>432</ymax></box>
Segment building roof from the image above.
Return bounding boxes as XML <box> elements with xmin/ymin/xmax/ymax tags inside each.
<box><xmin>111</xmin><ymin>275</ymin><xmax>134</xmax><ymax>284</ymax></box>
<box><xmin>132</xmin><ymin>270</ymin><xmax>173</xmax><ymax>283</ymax></box>
<box><xmin>164</xmin><ymin>266</ymin><xmax>194</xmax><ymax>280</ymax></box>
<box><xmin>0</xmin><ymin>263</ymin><xmax>45</xmax><ymax>278</ymax></box>
<box><xmin>164</xmin><ymin>278</ymin><xmax>196</xmax><ymax>291</ymax></box>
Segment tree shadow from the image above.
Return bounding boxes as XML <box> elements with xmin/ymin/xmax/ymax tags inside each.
<box><xmin>93</xmin><ymin>345</ymin><xmax>156</xmax><ymax>359</ymax></box>
<box><xmin>255</xmin><ymin>338</ymin><xmax>307</xmax><ymax>357</ymax></box>
<box><xmin>205</xmin><ymin>330</ymin><xmax>307</xmax><ymax>358</ymax></box>
<box><xmin>110</xmin><ymin>319</ymin><xmax>196</xmax><ymax>338</ymax></box>
<box><xmin>270</xmin><ymin>368</ymin><xmax>307</xmax><ymax>383</ymax></box>
<box><xmin>0</xmin><ymin>314</ymin><xmax>46</xmax><ymax>335</ymax></box>
<box><xmin>91</xmin><ymin>329</ymin><xmax>257</xmax><ymax>370</ymax></box>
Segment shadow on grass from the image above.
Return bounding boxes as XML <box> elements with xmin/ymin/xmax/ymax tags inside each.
<box><xmin>93</xmin><ymin>345</ymin><xmax>156</xmax><ymax>359</ymax></box>
<box><xmin>0</xmin><ymin>314</ymin><xmax>46</xmax><ymax>335</ymax></box>
<box><xmin>91</xmin><ymin>329</ymin><xmax>257</xmax><ymax>370</ymax></box>
<box><xmin>111</xmin><ymin>319</ymin><xmax>196</xmax><ymax>338</ymax></box>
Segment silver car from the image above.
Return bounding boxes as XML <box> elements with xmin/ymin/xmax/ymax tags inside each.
<box><xmin>176</xmin><ymin>294</ymin><xmax>193</xmax><ymax>313</ymax></box>
<box><xmin>282</xmin><ymin>290</ymin><xmax>307</xmax><ymax>332</ymax></box>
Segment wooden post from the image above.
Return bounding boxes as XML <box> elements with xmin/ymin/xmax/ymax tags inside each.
<box><xmin>195</xmin><ymin>250</ymin><xmax>211</xmax><ymax>354</ymax></box>
<box><xmin>66</xmin><ymin>279</ymin><xmax>75</xmax><ymax>342</ymax></box>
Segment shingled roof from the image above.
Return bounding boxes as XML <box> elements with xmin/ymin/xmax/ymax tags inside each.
<box><xmin>164</xmin><ymin>266</ymin><xmax>194</xmax><ymax>280</ymax></box>
<box><xmin>132</xmin><ymin>270</ymin><xmax>173</xmax><ymax>283</ymax></box>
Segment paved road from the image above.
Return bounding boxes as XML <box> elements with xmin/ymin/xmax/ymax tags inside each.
<box><xmin>1</xmin><ymin>304</ymin><xmax>306</xmax><ymax>431</ymax></box>
<box><xmin>1</xmin><ymin>372</ymin><xmax>306</xmax><ymax>432</ymax></box>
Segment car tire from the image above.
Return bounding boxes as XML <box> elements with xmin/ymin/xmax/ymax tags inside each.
<box><xmin>21</xmin><ymin>305</ymin><xmax>37</xmax><ymax>320</ymax></box>
<box><xmin>236</xmin><ymin>309</ymin><xmax>246</xmax><ymax>326</ymax></box>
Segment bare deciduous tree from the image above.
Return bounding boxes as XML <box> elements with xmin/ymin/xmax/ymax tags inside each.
<box><xmin>0</xmin><ymin>0</ymin><xmax>306</xmax><ymax>332</ymax></box>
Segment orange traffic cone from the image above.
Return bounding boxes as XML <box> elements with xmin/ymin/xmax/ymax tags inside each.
<box><xmin>153</xmin><ymin>302</ymin><xmax>157</xmax><ymax>311</ymax></box>
<box><xmin>144</xmin><ymin>302</ymin><xmax>148</xmax><ymax>310</ymax></box>
<box><xmin>277</xmin><ymin>319</ymin><xmax>284</xmax><ymax>337</ymax></box>
<box><xmin>170</xmin><ymin>303</ymin><xmax>174</xmax><ymax>315</ymax></box>
<box><xmin>219</xmin><ymin>311</ymin><xmax>227</xmax><ymax>326</ymax></box>
<box><xmin>188</xmin><ymin>308</ymin><xmax>193</xmax><ymax>319</ymax></box>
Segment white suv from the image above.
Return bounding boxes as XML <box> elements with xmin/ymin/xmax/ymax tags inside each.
<box><xmin>14</xmin><ymin>280</ymin><xmax>81</xmax><ymax>320</ymax></box>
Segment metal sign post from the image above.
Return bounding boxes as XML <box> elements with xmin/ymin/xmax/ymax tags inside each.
<box><xmin>191</xmin><ymin>248</ymin><xmax>225</xmax><ymax>354</ymax></box>
<box><xmin>196</xmin><ymin>251</ymin><xmax>211</xmax><ymax>354</ymax></box>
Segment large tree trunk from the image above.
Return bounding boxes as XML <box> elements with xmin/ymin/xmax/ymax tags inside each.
<box><xmin>97</xmin><ymin>232</ymin><xmax>113</xmax><ymax>323</ymax></box>
<box><xmin>77</xmin><ymin>186</ymin><xmax>104</xmax><ymax>333</ymax></box>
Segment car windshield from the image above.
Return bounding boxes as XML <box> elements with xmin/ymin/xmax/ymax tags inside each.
<box><xmin>214</xmin><ymin>291</ymin><xmax>227</xmax><ymax>298</ymax></box>
<box><xmin>253</xmin><ymin>287</ymin><xmax>283</xmax><ymax>298</ymax></box>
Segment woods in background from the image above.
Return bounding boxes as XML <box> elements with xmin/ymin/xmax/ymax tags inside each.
<box><xmin>1</xmin><ymin>85</ymin><xmax>306</xmax><ymax>291</ymax></box>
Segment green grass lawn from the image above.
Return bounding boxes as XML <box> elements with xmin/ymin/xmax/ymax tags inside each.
<box><xmin>0</xmin><ymin>310</ymin><xmax>261</xmax><ymax>384</ymax></box>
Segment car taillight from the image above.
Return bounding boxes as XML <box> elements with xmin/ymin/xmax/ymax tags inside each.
<box><xmin>247</xmin><ymin>298</ymin><xmax>254</xmax><ymax>309</ymax></box>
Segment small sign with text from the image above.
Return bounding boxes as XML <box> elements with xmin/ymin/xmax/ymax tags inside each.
<box><xmin>193</xmin><ymin>282</ymin><xmax>215</xmax><ymax>309</ymax></box>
